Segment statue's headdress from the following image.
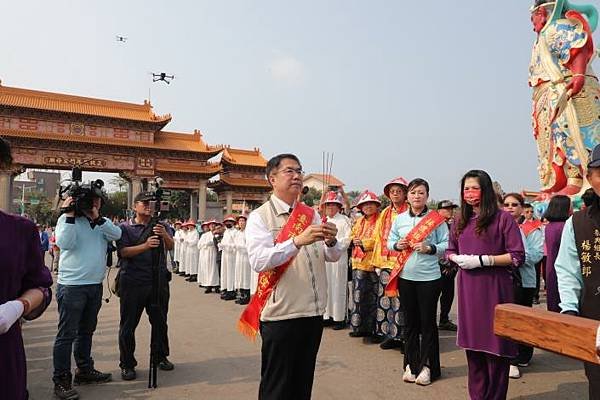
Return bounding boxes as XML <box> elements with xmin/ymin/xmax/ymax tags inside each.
<box><xmin>531</xmin><ymin>0</ymin><xmax>598</xmax><ymax>32</ymax></box>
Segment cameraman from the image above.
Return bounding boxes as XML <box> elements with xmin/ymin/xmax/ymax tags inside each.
<box><xmin>52</xmin><ymin>194</ymin><xmax>122</xmax><ymax>399</ymax></box>
<box><xmin>117</xmin><ymin>192</ymin><xmax>174</xmax><ymax>381</ymax></box>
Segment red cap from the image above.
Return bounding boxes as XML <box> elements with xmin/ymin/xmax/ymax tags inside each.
<box><xmin>383</xmin><ymin>177</ymin><xmax>408</xmax><ymax>198</ymax></box>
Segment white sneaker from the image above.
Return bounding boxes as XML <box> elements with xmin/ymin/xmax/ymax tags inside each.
<box><xmin>403</xmin><ymin>365</ymin><xmax>416</xmax><ymax>383</ymax></box>
<box><xmin>415</xmin><ymin>366</ymin><xmax>431</xmax><ymax>386</ymax></box>
<box><xmin>509</xmin><ymin>365</ymin><xmax>521</xmax><ymax>379</ymax></box>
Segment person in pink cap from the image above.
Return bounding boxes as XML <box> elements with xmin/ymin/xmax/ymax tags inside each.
<box><xmin>371</xmin><ymin>177</ymin><xmax>409</xmax><ymax>350</ymax></box>
<box><xmin>219</xmin><ymin>215</ymin><xmax>238</xmax><ymax>301</ymax></box>
<box><xmin>183</xmin><ymin>220</ymin><xmax>199</xmax><ymax>282</ymax></box>
<box><xmin>321</xmin><ymin>191</ymin><xmax>352</xmax><ymax>329</ymax></box>
<box><xmin>233</xmin><ymin>213</ymin><xmax>252</xmax><ymax>304</ymax></box>
<box><xmin>349</xmin><ymin>190</ymin><xmax>381</xmax><ymax>338</ymax></box>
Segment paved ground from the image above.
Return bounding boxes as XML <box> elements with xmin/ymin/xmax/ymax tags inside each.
<box><xmin>25</xmin><ymin>265</ymin><xmax>588</xmax><ymax>400</ymax></box>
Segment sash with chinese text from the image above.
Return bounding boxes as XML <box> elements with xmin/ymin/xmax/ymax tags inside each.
<box><xmin>385</xmin><ymin>211</ymin><xmax>446</xmax><ymax>297</ymax></box>
<box><xmin>237</xmin><ymin>202</ymin><xmax>315</xmax><ymax>340</ymax></box>
<box><xmin>572</xmin><ymin>209</ymin><xmax>600</xmax><ymax>320</ymax></box>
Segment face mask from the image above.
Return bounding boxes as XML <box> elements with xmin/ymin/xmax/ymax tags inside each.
<box><xmin>463</xmin><ymin>188</ymin><xmax>481</xmax><ymax>206</ymax></box>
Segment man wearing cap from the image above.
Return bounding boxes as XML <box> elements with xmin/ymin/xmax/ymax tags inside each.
<box><xmin>239</xmin><ymin>153</ymin><xmax>341</xmax><ymax>400</ymax></box>
<box><xmin>195</xmin><ymin>221</ymin><xmax>210</xmax><ymax>284</ymax></box>
<box><xmin>183</xmin><ymin>220</ymin><xmax>199</xmax><ymax>282</ymax></box>
<box><xmin>199</xmin><ymin>221</ymin><xmax>220</xmax><ymax>293</ymax></box>
<box><xmin>172</xmin><ymin>221</ymin><xmax>183</xmax><ymax>274</ymax></box>
<box><xmin>177</xmin><ymin>222</ymin><xmax>190</xmax><ymax>277</ymax></box>
<box><xmin>321</xmin><ymin>191</ymin><xmax>352</xmax><ymax>329</ymax></box>
<box><xmin>436</xmin><ymin>200</ymin><xmax>459</xmax><ymax>331</ymax></box>
<box><xmin>349</xmin><ymin>190</ymin><xmax>381</xmax><ymax>339</ymax></box>
<box><xmin>233</xmin><ymin>214</ymin><xmax>252</xmax><ymax>304</ymax></box>
<box><xmin>372</xmin><ymin>177</ymin><xmax>409</xmax><ymax>349</ymax></box>
<box><xmin>52</xmin><ymin>186</ymin><xmax>122</xmax><ymax>398</ymax></box>
<box><xmin>555</xmin><ymin>143</ymin><xmax>600</xmax><ymax>398</ymax></box>
<box><xmin>116</xmin><ymin>191</ymin><xmax>175</xmax><ymax>381</ymax></box>
<box><xmin>219</xmin><ymin>215</ymin><xmax>238</xmax><ymax>301</ymax></box>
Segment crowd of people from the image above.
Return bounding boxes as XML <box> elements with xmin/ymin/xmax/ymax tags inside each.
<box><xmin>2</xmin><ymin>136</ymin><xmax>600</xmax><ymax>400</ymax></box>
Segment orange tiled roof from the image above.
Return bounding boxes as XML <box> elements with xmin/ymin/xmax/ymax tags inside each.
<box><xmin>0</xmin><ymin>84</ymin><xmax>171</xmax><ymax>124</ymax></box>
<box><xmin>304</xmin><ymin>173</ymin><xmax>345</xmax><ymax>187</ymax></box>
<box><xmin>155</xmin><ymin>130</ymin><xmax>223</xmax><ymax>154</ymax></box>
<box><xmin>0</xmin><ymin>128</ymin><xmax>223</xmax><ymax>155</ymax></box>
<box><xmin>155</xmin><ymin>158</ymin><xmax>221</xmax><ymax>175</ymax></box>
<box><xmin>211</xmin><ymin>175</ymin><xmax>271</xmax><ymax>189</ymax></box>
<box><xmin>221</xmin><ymin>146</ymin><xmax>267</xmax><ymax>167</ymax></box>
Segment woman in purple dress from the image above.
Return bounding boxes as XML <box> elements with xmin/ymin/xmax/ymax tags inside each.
<box><xmin>542</xmin><ymin>195</ymin><xmax>570</xmax><ymax>312</ymax></box>
<box><xmin>0</xmin><ymin>137</ymin><xmax>53</xmax><ymax>400</ymax></box>
<box><xmin>446</xmin><ymin>170</ymin><xmax>525</xmax><ymax>400</ymax></box>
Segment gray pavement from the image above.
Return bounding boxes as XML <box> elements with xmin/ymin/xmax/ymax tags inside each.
<box><xmin>24</xmin><ymin>265</ymin><xmax>588</xmax><ymax>400</ymax></box>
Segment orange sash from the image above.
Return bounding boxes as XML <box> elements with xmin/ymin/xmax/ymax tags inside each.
<box><xmin>352</xmin><ymin>213</ymin><xmax>378</xmax><ymax>260</ymax></box>
<box><xmin>237</xmin><ymin>202</ymin><xmax>315</xmax><ymax>340</ymax></box>
<box><xmin>385</xmin><ymin>210</ymin><xmax>446</xmax><ymax>297</ymax></box>
<box><xmin>520</xmin><ymin>220</ymin><xmax>542</xmax><ymax>237</ymax></box>
<box><xmin>380</xmin><ymin>204</ymin><xmax>408</xmax><ymax>258</ymax></box>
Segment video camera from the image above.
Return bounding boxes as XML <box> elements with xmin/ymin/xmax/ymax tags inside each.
<box><xmin>59</xmin><ymin>166</ymin><xmax>107</xmax><ymax>216</ymax></box>
<box><xmin>144</xmin><ymin>177</ymin><xmax>171</xmax><ymax>217</ymax></box>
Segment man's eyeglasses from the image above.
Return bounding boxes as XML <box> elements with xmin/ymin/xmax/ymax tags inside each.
<box><xmin>278</xmin><ymin>167</ymin><xmax>304</xmax><ymax>177</ymax></box>
<box><xmin>503</xmin><ymin>202</ymin><xmax>520</xmax><ymax>207</ymax></box>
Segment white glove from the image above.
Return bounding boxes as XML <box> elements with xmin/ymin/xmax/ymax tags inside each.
<box><xmin>450</xmin><ymin>254</ymin><xmax>494</xmax><ymax>270</ymax></box>
<box><xmin>0</xmin><ymin>300</ymin><xmax>25</xmax><ymax>334</ymax></box>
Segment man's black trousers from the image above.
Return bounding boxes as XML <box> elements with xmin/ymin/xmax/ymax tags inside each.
<box><xmin>259</xmin><ymin>316</ymin><xmax>323</xmax><ymax>400</ymax></box>
<box><xmin>119</xmin><ymin>277</ymin><xmax>170</xmax><ymax>369</ymax></box>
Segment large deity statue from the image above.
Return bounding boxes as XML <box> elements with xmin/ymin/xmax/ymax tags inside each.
<box><xmin>529</xmin><ymin>0</ymin><xmax>600</xmax><ymax>195</ymax></box>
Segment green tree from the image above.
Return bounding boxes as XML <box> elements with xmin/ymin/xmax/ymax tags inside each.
<box><xmin>169</xmin><ymin>190</ymin><xmax>191</xmax><ymax>220</ymax></box>
<box><xmin>102</xmin><ymin>191</ymin><xmax>128</xmax><ymax>219</ymax></box>
<box><xmin>302</xmin><ymin>187</ymin><xmax>322</xmax><ymax>207</ymax></box>
<box><xmin>23</xmin><ymin>190</ymin><xmax>55</xmax><ymax>225</ymax></box>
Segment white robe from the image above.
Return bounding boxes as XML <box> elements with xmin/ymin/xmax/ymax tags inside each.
<box><xmin>219</xmin><ymin>228</ymin><xmax>237</xmax><ymax>292</ymax></box>
<box><xmin>323</xmin><ymin>212</ymin><xmax>352</xmax><ymax>322</ymax></box>
<box><xmin>173</xmin><ymin>228</ymin><xmax>183</xmax><ymax>263</ymax></box>
<box><xmin>200</xmin><ymin>231</ymin><xmax>219</xmax><ymax>287</ymax></box>
<box><xmin>233</xmin><ymin>229</ymin><xmax>251</xmax><ymax>290</ymax></box>
<box><xmin>178</xmin><ymin>230</ymin><xmax>189</xmax><ymax>272</ymax></box>
<box><xmin>185</xmin><ymin>229</ymin><xmax>199</xmax><ymax>276</ymax></box>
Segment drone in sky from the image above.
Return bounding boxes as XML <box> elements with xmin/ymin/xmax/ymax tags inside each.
<box><xmin>115</xmin><ymin>35</ymin><xmax>128</xmax><ymax>43</ymax></box>
<box><xmin>152</xmin><ymin>72</ymin><xmax>175</xmax><ymax>84</ymax></box>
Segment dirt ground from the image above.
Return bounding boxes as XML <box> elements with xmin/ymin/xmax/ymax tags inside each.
<box><xmin>24</xmin><ymin>266</ymin><xmax>588</xmax><ymax>400</ymax></box>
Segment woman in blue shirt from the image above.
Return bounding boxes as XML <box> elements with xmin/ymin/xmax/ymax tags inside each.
<box><xmin>387</xmin><ymin>178</ymin><xmax>449</xmax><ymax>386</ymax></box>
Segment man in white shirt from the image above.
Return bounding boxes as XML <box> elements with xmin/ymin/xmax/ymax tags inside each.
<box><xmin>245</xmin><ymin>153</ymin><xmax>342</xmax><ymax>400</ymax></box>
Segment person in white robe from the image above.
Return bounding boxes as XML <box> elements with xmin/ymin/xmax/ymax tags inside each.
<box><xmin>322</xmin><ymin>191</ymin><xmax>352</xmax><ymax>329</ymax></box>
<box><xmin>184</xmin><ymin>220</ymin><xmax>199</xmax><ymax>282</ymax></box>
<box><xmin>219</xmin><ymin>216</ymin><xmax>238</xmax><ymax>301</ymax></box>
<box><xmin>196</xmin><ymin>222</ymin><xmax>210</xmax><ymax>287</ymax></box>
<box><xmin>173</xmin><ymin>221</ymin><xmax>183</xmax><ymax>273</ymax></box>
<box><xmin>201</xmin><ymin>221</ymin><xmax>220</xmax><ymax>293</ymax></box>
<box><xmin>233</xmin><ymin>214</ymin><xmax>251</xmax><ymax>304</ymax></box>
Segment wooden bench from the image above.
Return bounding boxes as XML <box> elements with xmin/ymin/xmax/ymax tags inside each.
<box><xmin>494</xmin><ymin>303</ymin><xmax>600</xmax><ymax>364</ymax></box>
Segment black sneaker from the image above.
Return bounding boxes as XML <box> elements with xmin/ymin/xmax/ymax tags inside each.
<box><xmin>348</xmin><ymin>331</ymin><xmax>370</xmax><ymax>338</ymax></box>
<box><xmin>121</xmin><ymin>368</ymin><xmax>136</xmax><ymax>381</ymax></box>
<box><xmin>379</xmin><ymin>338</ymin><xmax>403</xmax><ymax>350</ymax></box>
<box><xmin>54</xmin><ymin>375</ymin><xmax>79</xmax><ymax>400</ymax></box>
<box><xmin>158</xmin><ymin>358</ymin><xmax>175</xmax><ymax>371</ymax></box>
<box><xmin>439</xmin><ymin>320</ymin><xmax>458</xmax><ymax>331</ymax></box>
<box><xmin>332</xmin><ymin>321</ymin><xmax>346</xmax><ymax>330</ymax></box>
<box><xmin>369</xmin><ymin>335</ymin><xmax>385</xmax><ymax>344</ymax></box>
<box><xmin>73</xmin><ymin>368</ymin><xmax>112</xmax><ymax>385</ymax></box>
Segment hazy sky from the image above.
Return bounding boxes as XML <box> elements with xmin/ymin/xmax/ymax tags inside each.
<box><xmin>3</xmin><ymin>1</ymin><xmax>599</xmax><ymax>201</ymax></box>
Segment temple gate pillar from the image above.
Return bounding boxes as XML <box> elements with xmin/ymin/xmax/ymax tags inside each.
<box><xmin>0</xmin><ymin>171</ymin><xmax>13</xmax><ymax>212</ymax></box>
<box><xmin>129</xmin><ymin>177</ymin><xmax>142</xmax><ymax>210</ymax></box>
<box><xmin>198</xmin><ymin>179</ymin><xmax>207</xmax><ymax>221</ymax></box>
<box><xmin>190</xmin><ymin>191</ymin><xmax>198</xmax><ymax>221</ymax></box>
<box><xmin>225</xmin><ymin>191</ymin><xmax>233</xmax><ymax>215</ymax></box>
